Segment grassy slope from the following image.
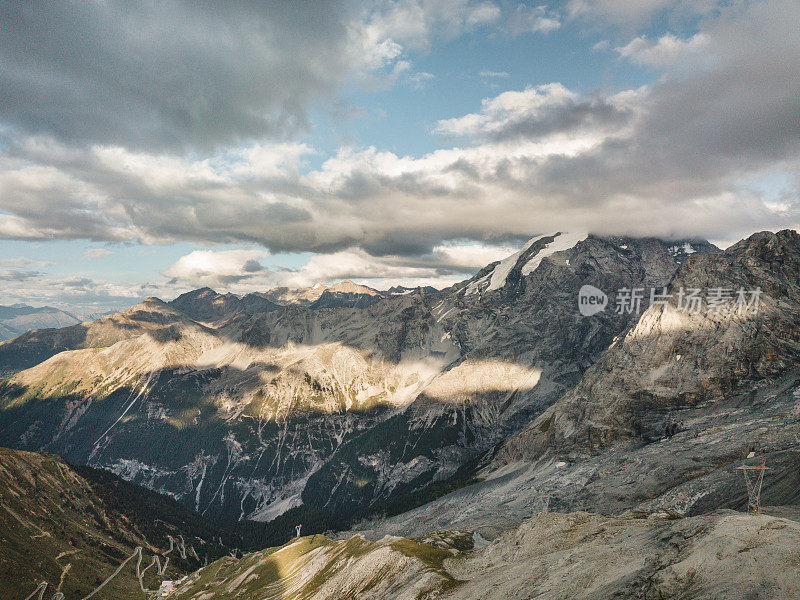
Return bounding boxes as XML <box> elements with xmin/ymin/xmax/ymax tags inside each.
<box><xmin>0</xmin><ymin>447</ymin><xmax>236</xmax><ymax>600</ymax></box>
<box><xmin>169</xmin><ymin>532</ymin><xmax>463</xmax><ymax>600</ymax></box>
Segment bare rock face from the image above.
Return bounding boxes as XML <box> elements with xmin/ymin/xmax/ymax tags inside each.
<box><xmin>448</xmin><ymin>509</ymin><xmax>800</xmax><ymax>600</ymax></box>
<box><xmin>497</xmin><ymin>229</ymin><xmax>800</xmax><ymax>462</ymax></box>
<box><xmin>5</xmin><ymin>231</ymin><xmax>800</xmax><ymax>599</ymax></box>
<box><xmin>301</xmin><ymin>235</ymin><xmax>718</xmax><ymax>517</ymax></box>
<box><xmin>323</xmin><ymin>231</ymin><xmax>799</xmax><ymax>541</ymax></box>
<box><xmin>259</xmin><ymin>280</ymin><xmax>386</xmax><ymax>310</ymax></box>
<box><xmin>167</xmin><ymin>533</ymin><xmax>462</xmax><ymax>600</ymax></box>
<box><xmin>340</xmin><ymin>229</ymin><xmax>795</xmax><ymax>533</ymax></box>
<box><xmin>0</xmin><ymin>233</ymin><xmax>717</xmax><ymax>525</ymax></box>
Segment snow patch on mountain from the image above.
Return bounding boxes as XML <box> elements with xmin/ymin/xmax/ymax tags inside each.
<box><xmin>487</xmin><ymin>236</ymin><xmax>545</xmax><ymax>292</ymax></box>
<box><xmin>669</xmin><ymin>242</ymin><xmax>697</xmax><ymax>255</ymax></box>
<box><xmin>465</xmin><ymin>273</ymin><xmax>491</xmax><ymax>296</ymax></box>
<box><xmin>521</xmin><ymin>232</ymin><xmax>588</xmax><ymax>276</ymax></box>
<box><xmin>468</xmin><ymin>232</ymin><xmax>588</xmax><ymax>295</ymax></box>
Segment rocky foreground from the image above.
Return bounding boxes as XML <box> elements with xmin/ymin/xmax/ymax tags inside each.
<box><xmin>167</xmin><ymin>508</ymin><xmax>800</xmax><ymax>600</ymax></box>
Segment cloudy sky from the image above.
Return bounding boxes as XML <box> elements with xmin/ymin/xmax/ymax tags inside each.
<box><xmin>0</xmin><ymin>0</ymin><xmax>797</xmax><ymax>312</ymax></box>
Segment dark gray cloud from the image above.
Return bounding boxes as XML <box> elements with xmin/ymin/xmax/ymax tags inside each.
<box><xmin>433</xmin><ymin>82</ymin><xmax>633</xmax><ymax>142</ymax></box>
<box><xmin>488</xmin><ymin>95</ymin><xmax>632</xmax><ymax>143</ymax></box>
<box><xmin>0</xmin><ymin>1</ymin><xmax>354</xmax><ymax>150</ymax></box>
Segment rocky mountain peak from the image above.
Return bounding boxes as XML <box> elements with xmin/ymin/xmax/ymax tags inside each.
<box><xmin>169</xmin><ymin>287</ymin><xmax>254</xmax><ymax>322</ymax></box>
<box><xmin>327</xmin><ymin>280</ymin><xmax>381</xmax><ymax>295</ymax></box>
<box><xmin>455</xmin><ymin>233</ymin><xmax>720</xmax><ymax>300</ymax></box>
<box><xmin>458</xmin><ymin>232</ymin><xmax>579</xmax><ymax>297</ymax></box>
<box><xmin>119</xmin><ymin>297</ymin><xmax>184</xmax><ymax>322</ymax></box>
<box><xmin>384</xmin><ymin>285</ymin><xmax>438</xmax><ymax>296</ymax></box>
<box><xmin>725</xmin><ymin>229</ymin><xmax>800</xmax><ymax>283</ymax></box>
<box><xmin>184</xmin><ymin>286</ymin><xmax>217</xmax><ymax>296</ymax></box>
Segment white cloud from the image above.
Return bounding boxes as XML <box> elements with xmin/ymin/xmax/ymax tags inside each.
<box><xmin>156</xmin><ymin>241</ymin><xmax>519</xmax><ymax>293</ymax></box>
<box><xmin>281</xmin><ymin>241</ymin><xmax>517</xmax><ymax>288</ymax></box>
<box><xmin>0</xmin><ymin>270</ymin><xmax>42</xmax><ymax>282</ymax></box>
<box><xmin>434</xmin><ymin>83</ymin><xmax>582</xmax><ymax>136</ymax></box>
<box><xmin>163</xmin><ymin>249</ymin><xmax>269</xmax><ymax>288</ymax></box>
<box><xmin>566</xmin><ymin>0</ymin><xmax>715</xmax><ymax>28</ymax></box>
<box><xmin>84</xmin><ymin>248</ymin><xmax>114</xmax><ymax>260</ymax></box>
<box><xmin>507</xmin><ymin>4</ymin><xmax>561</xmax><ymax>36</ymax></box>
<box><xmin>0</xmin><ymin>214</ymin><xmax>48</xmax><ymax>239</ymax></box>
<box><xmin>0</xmin><ymin>271</ymin><xmax>143</xmax><ymax>311</ymax></box>
<box><xmin>0</xmin><ymin>156</ymin><xmax>135</xmax><ymax>242</ymax></box>
<box><xmin>282</xmin><ymin>250</ymin><xmax>430</xmax><ymax>288</ymax></box>
<box><xmin>617</xmin><ymin>32</ymin><xmax>712</xmax><ymax>68</ymax></box>
<box><xmin>433</xmin><ymin>83</ymin><xmax>638</xmax><ymax>151</ymax></box>
<box><xmin>479</xmin><ymin>70</ymin><xmax>510</xmax><ymax>79</ymax></box>
<box><xmin>350</xmin><ymin>0</ymin><xmax>501</xmax><ymax>87</ymax></box>
<box><xmin>429</xmin><ymin>242</ymin><xmax>518</xmax><ymax>270</ymax></box>
<box><xmin>407</xmin><ymin>71</ymin><xmax>436</xmax><ymax>89</ymax></box>
<box><xmin>361</xmin><ymin>0</ymin><xmax>501</xmax><ymax>51</ymax></box>
<box><xmin>0</xmin><ymin>257</ymin><xmax>54</xmax><ymax>268</ymax></box>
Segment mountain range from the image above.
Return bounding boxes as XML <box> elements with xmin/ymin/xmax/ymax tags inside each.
<box><xmin>0</xmin><ymin>233</ymin><xmax>718</xmax><ymax>524</ymax></box>
<box><xmin>1</xmin><ymin>230</ymin><xmax>799</xmax><ymax>599</ymax></box>
<box><xmin>0</xmin><ymin>304</ymin><xmax>83</xmax><ymax>342</ymax></box>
